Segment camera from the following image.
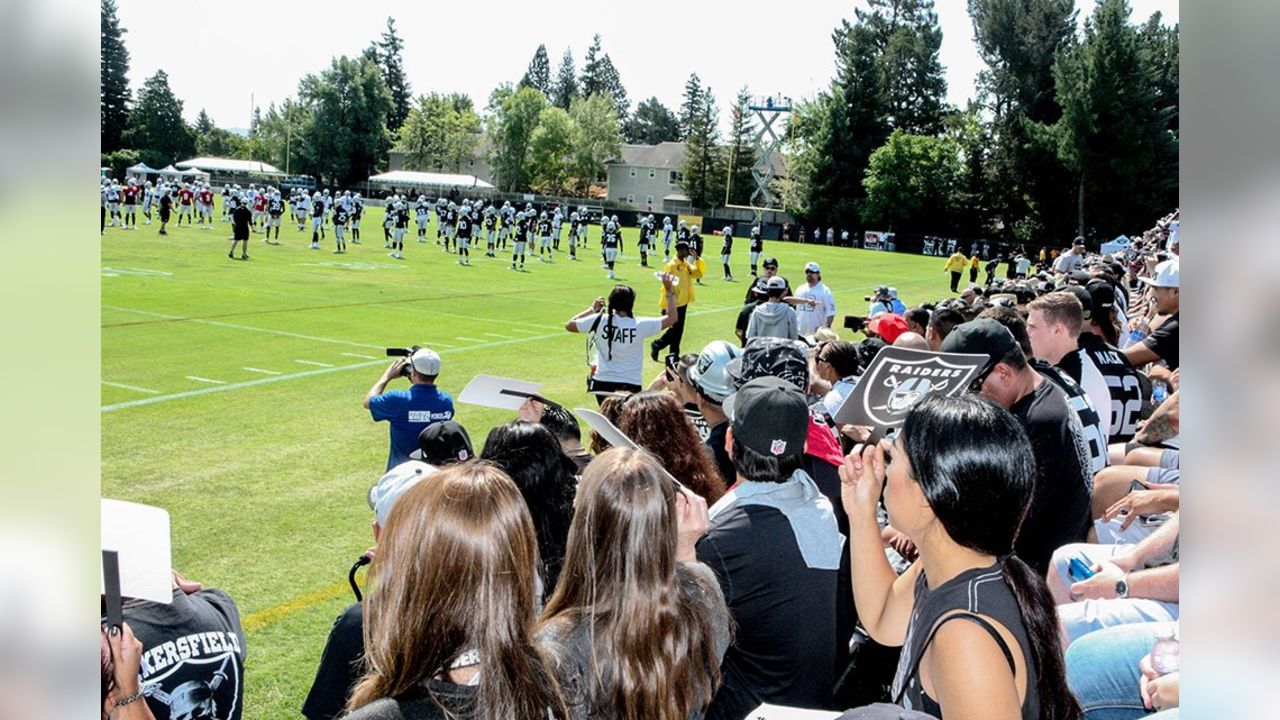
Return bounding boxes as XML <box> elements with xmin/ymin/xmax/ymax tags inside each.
<box><xmin>386</xmin><ymin>345</ymin><xmax>421</xmax><ymax>377</ymax></box>
<box><xmin>863</xmin><ymin>285</ymin><xmax>891</xmax><ymax>303</ymax></box>
<box><xmin>842</xmin><ymin>315</ymin><xmax>867</xmax><ymax>333</ymax></box>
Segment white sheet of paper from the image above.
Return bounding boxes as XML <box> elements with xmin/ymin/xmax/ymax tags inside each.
<box><xmin>573</xmin><ymin>407</ymin><xmax>637</xmax><ymax>449</ymax></box>
<box><xmin>458</xmin><ymin>374</ymin><xmax>544</xmax><ymax>411</ymax></box>
<box><xmin>743</xmin><ymin>704</ymin><xmax>842</xmax><ymax>720</ymax></box>
<box><xmin>101</xmin><ymin>499</ymin><xmax>173</xmax><ymax>604</ymax></box>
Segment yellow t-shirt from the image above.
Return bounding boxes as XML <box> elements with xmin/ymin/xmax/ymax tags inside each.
<box><xmin>944</xmin><ymin>252</ymin><xmax>968</xmax><ymax>273</ymax></box>
<box><xmin>970</xmin><ymin>255</ymin><xmax>980</xmax><ymax>268</ymax></box>
<box><xmin>660</xmin><ymin>256</ymin><xmax>705</xmax><ymax>309</ymax></box>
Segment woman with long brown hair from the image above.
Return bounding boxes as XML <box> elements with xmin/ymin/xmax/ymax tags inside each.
<box><xmin>618</xmin><ymin>391</ymin><xmax>727</xmax><ymax>504</ymax></box>
<box><xmin>540</xmin><ymin>448</ymin><xmax>730</xmax><ymax>720</ymax></box>
<box><xmin>346</xmin><ymin>462</ymin><xmax>568</xmax><ymax>720</ymax></box>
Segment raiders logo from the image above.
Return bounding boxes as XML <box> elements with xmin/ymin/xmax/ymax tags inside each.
<box><xmin>832</xmin><ymin>347</ymin><xmax>988</xmax><ymax>428</ymax></box>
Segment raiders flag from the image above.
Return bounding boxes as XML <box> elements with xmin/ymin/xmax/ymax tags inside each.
<box><xmin>831</xmin><ymin>346</ymin><xmax>988</xmax><ymax>430</ymax></box>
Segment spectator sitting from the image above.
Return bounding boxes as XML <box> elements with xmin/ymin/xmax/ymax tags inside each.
<box><xmin>838</xmin><ymin>393</ymin><xmax>1082</xmax><ymax>720</ymax></box>
<box><xmin>303</xmin><ymin>461</ymin><xmax>439</xmax><ymax>720</ymax></box>
<box><xmin>540</xmin><ymin>448</ymin><xmax>730</xmax><ymax>720</ymax></box>
<box><xmin>903</xmin><ymin>307</ymin><xmax>930</xmax><ymax>337</ymax></box>
<box><xmin>696</xmin><ymin>377</ymin><xmax>844</xmax><ymax>719</ymax></box>
<box><xmin>481</xmin><ymin>422</ymin><xmax>579</xmax><ymax>595</ymax></box>
<box><xmin>924</xmin><ymin>306</ymin><xmax>965</xmax><ymax>351</ymax></box>
<box><xmin>813</xmin><ymin>341</ymin><xmax>862</xmax><ymax>419</ymax></box>
<box><xmin>618</xmin><ymin>391</ymin><xmax>727</xmax><ymax>504</ymax></box>
<box><xmin>344</xmin><ymin>463</ymin><xmax>569</xmax><ymax>720</ymax></box>
<box><xmin>866</xmin><ymin>314</ymin><xmax>908</xmax><ymax>345</ymax></box>
<box><xmin>1026</xmin><ymin>292</ymin><xmax>1115</xmax><ymax>442</ymax></box>
<box><xmin>686</xmin><ymin>340</ymin><xmax>744</xmax><ymax>489</ymax></box>
<box><xmin>1123</xmin><ymin>259</ymin><xmax>1179</xmax><ymax>371</ymax></box>
<box><xmin>892</xmin><ymin>332</ymin><xmax>929</xmax><ymax>350</ymax></box>
<box><xmin>746</xmin><ymin>276</ymin><xmax>799</xmax><ymax>341</ymax></box>
<box><xmin>409</xmin><ymin>420</ymin><xmax>473</xmax><ymax>466</ymax></box>
<box><xmin>941</xmin><ymin>318</ymin><xmax>1093</xmax><ymax>574</ymax></box>
<box><xmin>1065</xmin><ymin>622</ymin><xmax>1180</xmax><ymax>719</ymax></box>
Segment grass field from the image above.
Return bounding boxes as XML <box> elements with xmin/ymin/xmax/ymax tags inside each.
<box><xmin>100</xmin><ymin>200</ymin><xmax>949</xmax><ymax>718</ymax></box>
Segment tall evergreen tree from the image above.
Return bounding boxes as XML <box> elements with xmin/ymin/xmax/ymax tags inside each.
<box><xmin>679</xmin><ymin>86</ymin><xmax>725</xmax><ymax>209</ymax></box>
<box><xmin>624</xmin><ymin>97</ymin><xmax>680</xmax><ymax>144</ymax></box>
<box><xmin>969</xmin><ymin>0</ymin><xmax>1077</xmax><ymax>242</ymax></box>
<box><xmin>376</xmin><ymin>17</ymin><xmax>412</xmax><ymax>133</ymax></box>
<box><xmin>195</xmin><ymin>109</ymin><xmax>215</xmax><ymax>137</ymax></box>
<box><xmin>858</xmin><ymin>0</ymin><xmax>948</xmax><ymax>135</ymax></box>
<box><xmin>298</xmin><ymin>55</ymin><xmax>394</xmax><ymax>185</ymax></box>
<box><xmin>678</xmin><ymin>73</ymin><xmax>704</xmax><ymax>141</ymax></box>
<box><xmin>725</xmin><ymin>87</ymin><xmax>758</xmax><ymax>206</ymax></box>
<box><xmin>123</xmin><ymin>70</ymin><xmax>196</xmax><ymax>167</ymax></box>
<box><xmin>100</xmin><ymin>0</ymin><xmax>131</xmax><ymax>153</ymax></box>
<box><xmin>1044</xmin><ymin>0</ymin><xmax>1178</xmax><ymax>237</ymax></box>
<box><xmin>551</xmin><ymin>48</ymin><xmax>578</xmax><ymax>110</ymax></box>
<box><xmin>1139</xmin><ymin>13</ymin><xmax>1179</xmax><ymax>134</ymax></box>
<box><xmin>580</xmin><ymin>35</ymin><xmax>606</xmax><ymax>97</ymax></box>
<box><xmin>520</xmin><ymin>44</ymin><xmax>552</xmax><ymax>96</ymax></box>
<box><xmin>596</xmin><ymin>53</ymin><xmax>630</xmax><ymax>121</ymax></box>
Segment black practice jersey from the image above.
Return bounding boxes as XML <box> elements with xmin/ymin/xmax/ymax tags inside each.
<box><xmin>1078</xmin><ymin>333</ymin><xmax>1145</xmax><ymax>442</ymax></box>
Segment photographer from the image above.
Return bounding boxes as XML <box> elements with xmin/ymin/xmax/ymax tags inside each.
<box><xmin>363</xmin><ymin>347</ymin><xmax>455</xmax><ymax>471</ymax></box>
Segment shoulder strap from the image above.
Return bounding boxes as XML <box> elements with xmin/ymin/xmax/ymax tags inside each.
<box><xmin>893</xmin><ymin>611</ymin><xmax>1016</xmax><ymax>705</ymax></box>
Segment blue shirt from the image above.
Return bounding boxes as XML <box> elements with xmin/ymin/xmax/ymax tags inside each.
<box><xmin>368</xmin><ymin>384</ymin><xmax>455</xmax><ymax>470</ymax></box>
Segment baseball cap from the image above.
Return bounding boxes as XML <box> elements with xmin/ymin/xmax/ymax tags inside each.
<box><xmin>939</xmin><ymin>318</ymin><xmax>1018</xmax><ymax>369</ymax></box>
<box><xmin>409</xmin><ymin>347</ymin><xmax>442</xmax><ymax>376</ymax></box>
<box><xmin>1138</xmin><ymin>258</ymin><xmax>1179</xmax><ymax>288</ymax></box>
<box><xmin>687</xmin><ymin>340</ymin><xmax>741</xmax><ymax>403</ymax></box>
<box><xmin>726</xmin><ymin>337</ymin><xmax>809</xmax><ymax>391</ymax></box>
<box><xmin>369</xmin><ymin>460</ymin><xmax>439</xmax><ymax>527</ymax></box>
<box><xmin>1059</xmin><ymin>285</ymin><xmax>1095</xmax><ymax>322</ymax></box>
<box><xmin>766</xmin><ymin>276</ymin><xmax>786</xmax><ymax>291</ymax></box>
<box><xmin>722</xmin><ymin>376</ymin><xmax>808</xmax><ymax>463</ymax></box>
<box><xmin>1073</xmin><ymin>236</ymin><xmax>1086</xmax><ymax>246</ymax></box>
<box><xmin>762</xmin><ymin>257</ymin><xmax>779</xmax><ymax>267</ymax></box>
<box><xmin>804</xmin><ymin>262</ymin><xmax>821</xmax><ymax>273</ymax></box>
<box><xmin>410</xmin><ymin>421</ymin><xmax>474</xmax><ymax>465</ymax></box>
<box><xmin>1086</xmin><ymin>279</ymin><xmax>1116</xmax><ymax>319</ymax></box>
<box><xmin>675</xmin><ymin>239</ymin><xmax>690</xmax><ymax>249</ymax></box>
<box><xmin>867</xmin><ymin>314</ymin><xmax>909</xmax><ymax>344</ymax></box>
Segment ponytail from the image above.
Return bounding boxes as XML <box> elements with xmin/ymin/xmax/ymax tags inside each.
<box><xmin>1000</xmin><ymin>556</ymin><xmax>1083</xmax><ymax>720</ymax></box>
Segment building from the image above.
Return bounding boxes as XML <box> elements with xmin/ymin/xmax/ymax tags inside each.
<box><xmin>387</xmin><ymin>133</ymin><xmax>494</xmax><ymax>187</ymax></box>
<box><xmin>605</xmin><ymin>141</ymin><xmax>788</xmax><ymax>213</ymax></box>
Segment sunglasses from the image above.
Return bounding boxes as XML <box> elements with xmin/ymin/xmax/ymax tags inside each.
<box><xmin>968</xmin><ymin>360</ymin><xmax>997</xmax><ymax>394</ymax></box>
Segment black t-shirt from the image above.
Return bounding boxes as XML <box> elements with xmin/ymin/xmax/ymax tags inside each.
<box><xmin>697</xmin><ymin>488</ymin><xmax>840</xmax><ymax>720</ymax></box>
<box><xmin>333</xmin><ymin>208</ymin><xmax>349</xmax><ymax>225</ymax></box>
<box><xmin>232</xmin><ymin>205</ymin><xmax>252</xmax><ymax>240</ymax></box>
<box><xmin>456</xmin><ymin>217</ymin><xmax>471</xmax><ymax>238</ymax></box>
<box><xmin>744</xmin><ymin>276</ymin><xmax>792</xmax><ymax>304</ymax></box>
<box><xmin>735</xmin><ymin>303</ymin><xmax>757</xmax><ymax>341</ymax></box>
<box><xmin>1034</xmin><ymin>362</ymin><xmax>1108</xmax><ymax>477</ymax></box>
<box><xmin>1078</xmin><ymin>332</ymin><xmax>1145</xmax><ymax>442</ymax></box>
<box><xmin>118</xmin><ymin>588</ymin><xmax>246</xmax><ymax>720</ymax></box>
<box><xmin>302</xmin><ymin>602</ymin><xmax>365</xmax><ymax>720</ymax></box>
<box><xmin>704</xmin><ymin>420</ymin><xmax>734</xmax><ymax>488</ymax></box>
<box><xmin>1144</xmin><ymin>312</ymin><xmax>1179</xmax><ymax>369</ymax></box>
<box><xmin>721</xmin><ymin>235</ymin><xmax>733</xmax><ymax>254</ymax></box>
<box><xmin>1007</xmin><ymin>378</ymin><xmax>1093</xmax><ymax>574</ymax></box>
<box><xmin>750</xmin><ymin>232</ymin><xmax>763</xmax><ymax>253</ymax></box>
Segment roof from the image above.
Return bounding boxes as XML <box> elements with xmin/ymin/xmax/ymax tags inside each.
<box><xmin>175</xmin><ymin>157</ymin><xmax>283</xmax><ymax>174</ymax></box>
<box><xmin>367</xmin><ymin>170</ymin><xmax>494</xmax><ymax>189</ymax></box>
<box><xmin>610</xmin><ymin>141</ymin><xmax>787</xmax><ymax>176</ymax></box>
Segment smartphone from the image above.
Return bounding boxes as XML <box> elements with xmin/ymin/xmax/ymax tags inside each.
<box><xmin>1068</xmin><ymin>556</ymin><xmax>1096</xmax><ymax>582</ymax></box>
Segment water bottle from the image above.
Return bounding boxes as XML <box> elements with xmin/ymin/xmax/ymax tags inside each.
<box><xmin>1128</xmin><ymin>328</ymin><xmax>1145</xmax><ymax>345</ymax></box>
<box><xmin>1151</xmin><ymin>379</ymin><xmax>1168</xmax><ymax>404</ymax></box>
<box><xmin>1150</xmin><ymin>627</ymin><xmax>1179</xmax><ymax>676</ymax></box>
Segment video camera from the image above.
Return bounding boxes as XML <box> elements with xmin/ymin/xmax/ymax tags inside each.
<box><xmin>386</xmin><ymin>345</ymin><xmax>421</xmax><ymax>378</ymax></box>
<box><xmin>863</xmin><ymin>285</ymin><xmax>892</xmax><ymax>303</ymax></box>
<box><xmin>842</xmin><ymin>315</ymin><xmax>868</xmax><ymax>333</ymax></box>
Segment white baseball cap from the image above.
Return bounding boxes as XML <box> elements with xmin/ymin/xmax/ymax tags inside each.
<box><xmin>1138</xmin><ymin>259</ymin><xmax>1179</xmax><ymax>289</ymax></box>
<box><xmin>369</xmin><ymin>461</ymin><xmax>438</xmax><ymax>527</ymax></box>
<box><xmin>804</xmin><ymin>262</ymin><xmax>821</xmax><ymax>273</ymax></box>
<box><xmin>409</xmin><ymin>347</ymin><xmax>442</xmax><ymax>376</ymax></box>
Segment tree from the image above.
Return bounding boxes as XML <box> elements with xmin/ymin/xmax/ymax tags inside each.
<box><xmin>1042</xmin><ymin>0</ymin><xmax>1178</xmax><ymax>237</ymax></box>
<box><xmin>1139</xmin><ymin>13</ymin><xmax>1179</xmax><ymax>135</ymax></box>
<box><xmin>679</xmin><ymin>86</ymin><xmax>725</xmax><ymax>209</ymax></box>
<box><xmin>527</xmin><ymin>107</ymin><xmax>576</xmax><ymax>195</ymax></box>
<box><xmin>486</xmin><ymin>85</ymin><xmax>548</xmax><ymax>192</ymax></box>
<box><xmin>946</xmin><ymin>105</ymin><xmax>994</xmax><ymax>238</ymax></box>
<box><xmin>550</xmin><ymin>48</ymin><xmax>578</xmax><ymax>110</ymax></box>
<box><xmin>725</xmin><ymin>87</ymin><xmax>758</xmax><ymax>206</ymax></box>
<box><xmin>580</xmin><ymin>35</ymin><xmax>606</xmax><ymax>97</ymax></box>
<box><xmin>520</xmin><ymin>44</ymin><xmax>552</xmax><ymax>96</ymax></box>
<box><xmin>569</xmin><ymin>94</ymin><xmax>622</xmax><ymax>194</ymax></box>
<box><xmin>861</xmin><ymin>129</ymin><xmax>962</xmax><ymax>231</ymax></box>
<box><xmin>969</xmin><ymin>0</ymin><xmax>1078</xmax><ymax>241</ymax></box>
<box><xmin>374</xmin><ymin>17</ymin><xmax>413</xmax><ymax>133</ymax></box>
<box><xmin>858</xmin><ymin>0</ymin><xmax>948</xmax><ymax>135</ymax></box>
<box><xmin>298</xmin><ymin>55</ymin><xmax>394</xmax><ymax>186</ymax></box>
<box><xmin>624</xmin><ymin>97</ymin><xmax>680</xmax><ymax>144</ymax></box>
<box><xmin>678</xmin><ymin>74</ymin><xmax>704</xmax><ymax>141</ymax></box>
<box><xmin>247</xmin><ymin>99</ymin><xmax>311</xmax><ymax>173</ymax></box>
<box><xmin>596</xmin><ymin>54</ymin><xmax>630</xmax><ymax>122</ymax></box>
<box><xmin>123</xmin><ymin>70</ymin><xmax>195</xmax><ymax>167</ymax></box>
<box><xmin>397</xmin><ymin>93</ymin><xmax>481</xmax><ymax>172</ymax></box>
<box><xmin>194</xmin><ymin>109</ymin><xmax>215</xmax><ymax>137</ymax></box>
<box><xmin>100</xmin><ymin>0</ymin><xmax>131</xmax><ymax>152</ymax></box>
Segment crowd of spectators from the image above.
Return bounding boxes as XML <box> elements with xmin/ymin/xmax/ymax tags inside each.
<box><xmin>101</xmin><ymin>211</ymin><xmax>1182</xmax><ymax>720</ymax></box>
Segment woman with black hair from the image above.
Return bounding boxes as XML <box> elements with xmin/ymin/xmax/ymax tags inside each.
<box><xmin>840</xmin><ymin>394</ymin><xmax>1082</xmax><ymax>720</ymax></box>
<box><xmin>565</xmin><ymin>277</ymin><xmax>677</xmax><ymax>402</ymax></box>
<box><xmin>481</xmin><ymin>421</ymin><xmax>580</xmax><ymax>595</ymax></box>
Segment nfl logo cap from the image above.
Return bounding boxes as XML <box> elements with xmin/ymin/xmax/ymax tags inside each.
<box><xmin>410</xmin><ymin>421</ymin><xmax>474</xmax><ymax>465</ymax></box>
<box><xmin>409</xmin><ymin>347</ymin><xmax>442</xmax><ymax>375</ymax></box>
<box><xmin>804</xmin><ymin>261</ymin><xmax>821</xmax><ymax>273</ymax></box>
<box><xmin>368</xmin><ymin>461</ymin><xmax>439</xmax><ymax>527</ymax></box>
<box><xmin>723</xmin><ymin>376</ymin><xmax>809</xmax><ymax>463</ymax></box>
<box><xmin>1138</xmin><ymin>258</ymin><xmax>1179</xmax><ymax>288</ymax></box>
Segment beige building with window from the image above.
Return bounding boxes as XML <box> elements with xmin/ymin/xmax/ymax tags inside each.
<box><xmin>605</xmin><ymin>142</ymin><xmax>688</xmax><ymax>212</ymax></box>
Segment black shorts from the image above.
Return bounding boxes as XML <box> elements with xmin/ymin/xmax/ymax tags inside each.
<box><xmin>587</xmin><ymin>376</ymin><xmax>641</xmax><ymax>402</ymax></box>
<box><xmin>159</xmin><ymin>208</ymin><xmax>171</xmax><ymax>222</ymax></box>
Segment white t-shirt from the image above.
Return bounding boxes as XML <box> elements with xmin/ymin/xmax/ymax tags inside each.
<box><xmin>575</xmin><ymin>313</ymin><xmax>665</xmax><ymax>386</ymax></box>
<box><xmin>794</xmin><ymin>282</ymin><xmax>836</xmax><ymax>336</ymax></box>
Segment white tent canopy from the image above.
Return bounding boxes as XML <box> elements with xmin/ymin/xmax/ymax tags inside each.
<box><xmin>176</xmin><ymin>156</ymin><xmax>283</xmax><ymax>175</ymax></box>
<box><xmin>159</xmin><ymin>165</ymin><xmax>183</xmax><ymax>179</ymax></box>
<box><xmin>367</xmin><ymin>170</ymin><xmax>494</xmax><ymax>190</ymax></box>
<box><xmin>126</xmin><ymin>162</ymin><xmax>159</xmax><ymax>175</ymax></box>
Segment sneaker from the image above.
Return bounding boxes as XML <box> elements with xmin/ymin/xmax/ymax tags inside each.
<box><xmin>228</xmin><ymin>251</ymin><xmax>234</xmax><ymax>259</ymax></box>
<box><xmin>390</xmin><ymin>251</ymin><xmax>397</xmax><ymax>258</ymax></box>
<box><xmin>649</xmin><ymin>341</ymin><xmax>661</xmax><ymax>362</ymax></box>
<box><xmin>511</xmin><ymin>263</ymin><xmax>517</xmax><ymax>270</ymax></box>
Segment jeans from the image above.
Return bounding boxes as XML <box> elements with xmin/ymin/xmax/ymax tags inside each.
<box><xmin>1065</xmin><ymin>621</ymin><xmax>1175</xmax><ymax>720</ymax></box>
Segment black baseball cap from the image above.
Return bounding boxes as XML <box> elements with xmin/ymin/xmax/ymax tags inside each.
<box><xmin>1059</xmin><ymin>285</ymin><xmax>1095</xmax><ymax>322</ymax></box>
<box><xmin>726</xmin><ymin>337</ymin><xmax>809</xmax><ymax>392</ymax></box>
<box><xmin>723</xmin><ymin>376</ymin><xmax>808</xmax><ymax>463</ymax></box>
<box><xmin>1086</xmin><ymin>279</ymin><xmax>1116</xmax><ymax>318</ymax></box>
<box><xmin>939</xmin><ymin>318</ymin><xmax>1018</xmax><ymax>369</ymax></box>
<box><xmin>762</xmin><ymin>256</ymin><xmax>779</xmax><ymax>267</ymax></box>
<box><xmin>410</xmin><ymin>421</ymin><xmax>474</xmax><ymax>465</ymax></box>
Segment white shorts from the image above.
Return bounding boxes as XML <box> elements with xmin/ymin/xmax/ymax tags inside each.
<box><xmin>268</xmin><ymin>215</ymin><xmax>281</xmax><ymax>227</ymax></box>
<box><xmin>603</xmin><ymin>247</ymin><xmax>618</xmax><ymax>262</ymax></box>
<box><xmin>393</xmin><ymin>228</ymin><xmax>406</xmax><ymax>242</ymax></box>
<box><xmin>540</xmin><ymin>236</ymin><xmax>551</xmax><ymax>248</ymax></box>
<box><xmin>446</xmin><ymin>225</ymin><xmax>457</xmax><ymax>239</ymax></box>
<box><xmin>179</xmin><ymin>204</ymin><xmax>192</xmax><ymax>214</ymax></box>
<box><xmin>108</xmin><ymin>202</ymin><xmax>120</xmax><ymax>212</ymax></box>
<box><xmin>198</xmin><ymin>203</ymin><xmax>212</xmax><ymax>216</ymax></box>
<box><xmin>721</xmin><ymin>254</ymin><xmax>731</xmax><ymax>264</ymax></box>
<box><xmin>335</xmin><ymin>226</ymin><xmax>346</xmax><ymax>239</ymax></box>
<box><xmin>750</xmin><ymin>252</ymin><xmax>761</xmax><ymax>264</ymax></box>
<box><xmin>312</xmin><ymin>217</ymin><xmax>324</xmax><ymax>229</ymax></box>
<box><xmin>459</xmin><ymin>236</ymin><xmax>470</xmax><ymax>250</ymax></box>
<box><xmin>416</xmin><ymin>217</ymin><xmax>428</xmax><ymax>229</ymax></box>
<box><xmin>351</xmin><ymin>219</ymin><xmax>361</xmax><ymax>229</ymax></box>
<box><xmin>514</xmin><ymin>241</ymin><xmax>527</xmax><ymax>255</ymax></box>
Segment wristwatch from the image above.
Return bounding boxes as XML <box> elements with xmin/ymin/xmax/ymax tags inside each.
<box><xmin>1115</xmin><ymin>575</ymin><xmax>1130</xmax><ymax>599</ymax></box>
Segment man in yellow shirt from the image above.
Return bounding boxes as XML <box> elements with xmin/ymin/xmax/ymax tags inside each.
<box><xmin>944</xmin><ymin>249</ymin><xmax>968</xmax><ymax>292</ymax></box>
<box><xmin>650</xmin><ymin>239</ymin><xmax>705</xmax><ymax>361</ymax></box>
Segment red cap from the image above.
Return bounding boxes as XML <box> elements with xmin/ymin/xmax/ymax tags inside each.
<box><xmin>868</xmin><ymin>314</ymin><xmax>909</xmax><ymax>344</ymax></box>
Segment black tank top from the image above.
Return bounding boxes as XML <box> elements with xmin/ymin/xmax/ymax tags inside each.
<box><xmin>891</xmin><ymin>562</ymin><xmax>1040</xmax><ymax>720</ymax></box>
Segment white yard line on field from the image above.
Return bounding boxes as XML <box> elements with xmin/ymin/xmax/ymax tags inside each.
<box><xmin>340</xmin><ymin>353</ymin><xmax>377</xmax><ymax>359</ymax></box>
<box><xmin>454</xmin><ymin>337</ymin><xmax>485</xmax><ymax>343</ymax></box>
<box><xmin>103</xmin><ymin>305</ymin><xmax>387</xmax><ymax>350</ymax></box>
<box><xmin>185</xmin><ymin>376</ymin><xmax>227</xmax><ymax>385</ymax></box>
<box><xmin>295</xmin><ymin>360</ymin><xmax>334</xmax><ymax>367</ymax></box>
<box><xmin>102</xmin><ymin>381</ymin><xmax>161</xmax><ymax>395</ymax></box>
<box><xmin>482</xmin><ymin>333</ymin><xmax>512</xmax><ymax>339</ymax></box>
<box><xmin>102</xmin><ymin>331</ymin><xmax>567</xmax><ymax>412</ymax></box>
<box><xmin>243</xmin><ymin>367</ymin><xmax>283</xmax><ymax>375</ymax></box>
